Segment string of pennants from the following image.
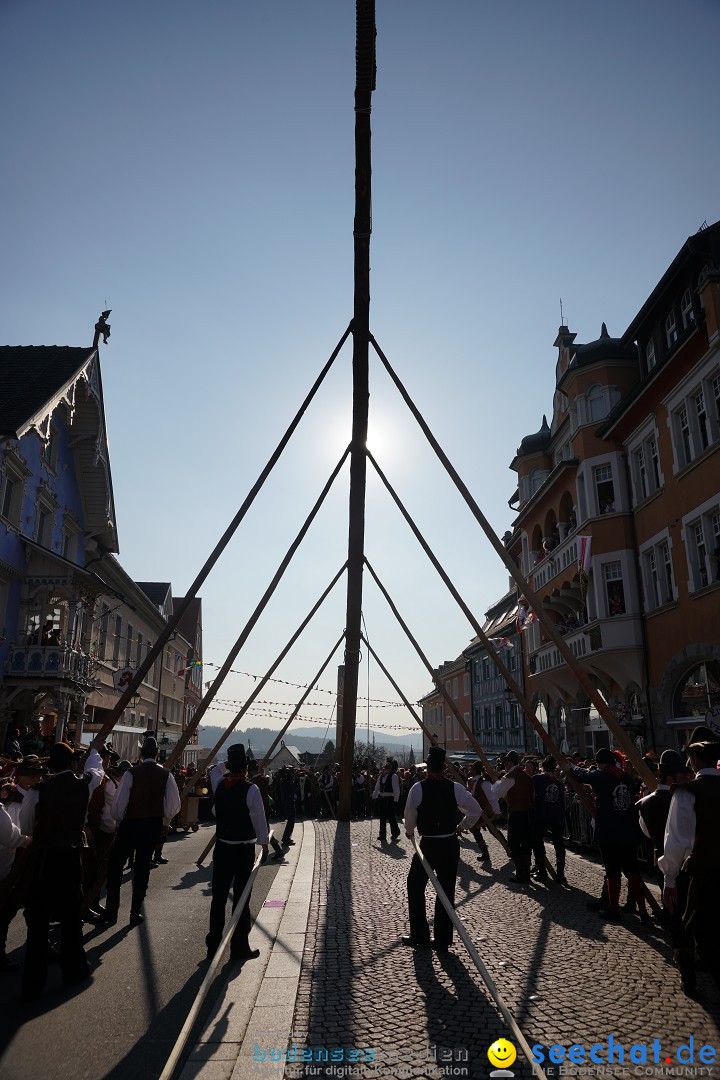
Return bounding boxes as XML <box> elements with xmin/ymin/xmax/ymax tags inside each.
<box><xmin>202</xmin><ymin>702</ymin><xmax>420</xmax><ymax>733</ymax></box>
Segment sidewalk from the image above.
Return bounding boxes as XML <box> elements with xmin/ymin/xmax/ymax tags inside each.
<box><xmin>182</xmin><ymin>820</ymin><xmax>720</xmax><ymax>1080</ymax></box>
<box><xmin>180</xmin><ymin>821</ymin><xmax>315</xmax><ymax>1080</ymax></box>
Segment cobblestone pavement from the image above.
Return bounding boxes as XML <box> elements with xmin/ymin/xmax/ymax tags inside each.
<box><xmin>292</xmin><ymin>821</ymin><xmax>720</xmax><ymax>1080</ymax></box>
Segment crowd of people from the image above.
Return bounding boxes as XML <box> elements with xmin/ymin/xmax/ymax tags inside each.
<box><xmin>0</xmin><ymin>725</ymin><xmax>718</xmax><ymax>1003</ymax></box>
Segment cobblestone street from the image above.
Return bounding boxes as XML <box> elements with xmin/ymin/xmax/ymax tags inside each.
<box><xmin>293</xmin><ymin>821</ymin><xmax>720</xmax><ymax>1080</ymax></box>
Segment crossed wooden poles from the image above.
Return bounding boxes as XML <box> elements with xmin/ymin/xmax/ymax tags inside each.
<box><xmin>87</xmin><ymin>326</ymin><xmax>656</xmax><ymax>876</ymax></box>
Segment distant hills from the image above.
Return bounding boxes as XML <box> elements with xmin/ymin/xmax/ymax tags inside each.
<box><xmin>197</xmin><ymin>723</ymin><xmax>423</xmax><ymax>757</ymax></box>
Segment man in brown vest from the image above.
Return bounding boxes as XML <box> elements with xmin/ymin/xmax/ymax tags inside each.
<box><xmin>18</xmin><ymin>740</ymin><xmax>105</xmax><ymax>1001</ymax></box>
<box><xmin>493</xmin><ymin>751</ymin><xmax>535</xmax><ymax>882</ymax></box>
<box><xmin>101</xmin><ymin>736</ymin><xmax>181</xmax><ymax>928</ymax></box>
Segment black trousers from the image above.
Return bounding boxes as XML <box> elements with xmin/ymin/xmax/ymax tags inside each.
<box><xmin>206</xmin><ymin>841</ymin><xmax>255</xmax><ymax>953</ymax></box>
<box><xmin>353</xmin><ymin>788</ymin><xmax>367</xmax><ymax>819</ymax></box>
<box><xmin>532</xmin><ymin>820</ymin><xmax>566</xmax><ymax>876</ymax></box>
<box><xmin>105</xmin><ymin>817</ymin><xmax>163</xmax><ymax>918</ymax></box>
<box><xmin>408</xmin><ymin>836</ymin><xmax>460</xmax><ymax>947</ymax></box>
<box><xmin>377</xmin><ymin>798</ymin><xmax>400</xmax><ymax>839</ymax></box>
<box><xmin>507</xmin><ymin>809</ymin><xmax>533</xmax><ymax>870</ymax></box>
<box><xmin>22</xmin><ymin>847</ymin><xmax>87</xmax><ymax>999</ymax></box>
<box><xmin>281</xmin><ymin>799</ymin><xmax>295</xmax><ymax>844</ymax></box>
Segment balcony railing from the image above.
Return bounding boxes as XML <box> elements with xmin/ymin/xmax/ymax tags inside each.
<box><xmin>6</xmin><ymin>644</ymin><xmax>97</xmax><ymax>683</ymax></box>
<box><xmin>532</xmin><ymin>625</ymin><xmax>595</xmax><ymax>674</ymax></box>
<box><xmin>532</xmin><ymin>533</ymin><xmax>579</xmax><ymax>591</ymax></box>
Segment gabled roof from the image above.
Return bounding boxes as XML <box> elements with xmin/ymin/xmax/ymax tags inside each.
<box><xmin>173</xmin><ymin>596</ymin><xmax>202</xmax><ymax>646</ymax></box>
<box><xmin>0</xmin><ymin>346</ymin><xmax>95</xmax><ymax>438</ymax></box>
<box><xmin>137</xmin><ymin>582</ymin><xmax>172</xmax><ymax>609</ymax></box>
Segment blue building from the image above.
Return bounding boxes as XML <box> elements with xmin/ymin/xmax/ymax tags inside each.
<box><xmin>0</xmin><ymin>343</ymin><xmax>118</xmax><ymax>747</ymax></box>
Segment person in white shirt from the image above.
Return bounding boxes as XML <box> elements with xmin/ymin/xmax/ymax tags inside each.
<box><xmin>372</xmin><ymin>759</ymin><xmax>401</xmax><ymax>843</ymax></box>
<box><xmin>206</xmin><ymin>743</ymin><xmax>268</xmax><ymax>963</ymax></box>
<box><xmin>659</xmin><ymin>740</ymin><xmax>720</xmax><ymax>994</ymax></box>
<box><xmin>100</xmin><ymin>736</ymin><xmax>181</xmax><ymax>929</ymax></box>
<box><xmin>0</xmin><ymin>758</ymin><xmax>41</xmax><ymax>972</ymax></box>
<box><xmin>403</xmin><ymin>746</ymin><xmax>481</xmax><ymax>951</ymax></box>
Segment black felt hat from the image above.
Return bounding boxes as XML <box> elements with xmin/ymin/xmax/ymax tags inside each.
<box><xmin>426</xmin><ymin>746</ymin><xmax>446</xmax><ymax>772</ymax></box>
<box><xmin>227</xmin><ymin>743</ymin><xmax>248</xmax><ymax>772</ymax></box>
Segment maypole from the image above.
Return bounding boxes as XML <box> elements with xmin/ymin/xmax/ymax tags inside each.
<box><xmin>338</xmin><ymin>0</ymin><xmax>376</xmax><ymax>819</ymax></box>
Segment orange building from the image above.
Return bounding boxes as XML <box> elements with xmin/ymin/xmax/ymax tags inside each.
<box><xmin>507</xmin><ymin>221</ymin><xmax>720</xmax><ymax>755</ymax></box>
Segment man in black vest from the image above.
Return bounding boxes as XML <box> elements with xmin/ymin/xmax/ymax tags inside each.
<box><xmin>402</xmin><ymin>746</ymin><xmax>481</xmax><ymax>950</ymax></box>
<box><xmin>372</xmin><ymin>759</ymin><xmax>401</xmax><ymax>843</ymax></box>
<box><xmin>531</xmin><ymin>757</ymin><xmax>567</xmax><ymax>885</ymax></box>
<box><xmin>101</xmin><ymin>736</ymin><xmax>181</xmax><ymax>928</ymax></box>
<box><xmin>207</xmin><ymin>743</ymin><xmax>268</xmax><ymax>962</ymax></box>
<box><xmin>18</xmin><ymin>739</ymin><xmax>105</xmax><ymax>1001</ymax></box>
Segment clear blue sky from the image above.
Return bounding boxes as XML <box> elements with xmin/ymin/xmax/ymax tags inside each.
<box><xmin>2</xmin><ymin>0</ymin><xmax>719</xmax><ymax>739</ymax></box>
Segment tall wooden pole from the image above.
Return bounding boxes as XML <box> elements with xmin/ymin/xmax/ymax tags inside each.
<box><xmin>339</xmin><ymin>0</ymin><xmax>376</xmax><ymax>819</ymax></box>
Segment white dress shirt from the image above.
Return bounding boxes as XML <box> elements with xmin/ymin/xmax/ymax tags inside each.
<box><xmin>658</xmin><ymin>770</ymin><xmax>720</xmax><ymax>888</ymax></box>
<box><xmin>491</xmin><ymin>773</ymin><xmax>515</xmax><ymax>802</ymax></box>
<box><xmin>372</xmin><ymin>772</ymin><xmax>400</xmax><ymax>801</ymax></box>
<box><xmin>20</xmin><ymin>749</ymin><xmax>106</xmax><ymax>837</ymax></box>
<box><xmin>404</xmin><ymin>779</ymin><xmax>481</xmax><ymax>838</ymax></box>
<box><xmin>100</xmin><ymin>775</ymin><xmax>120</xmax><ymax>833</ymax></box>
<box><xmin>112</xmin><ymin>760</ymin><xmax>182</xmax><ymax>827</ymax></box>
<box><xmin>0</xmin><ymin>802</ymin><xmax>30</xmax><ymax>881</ymax></box>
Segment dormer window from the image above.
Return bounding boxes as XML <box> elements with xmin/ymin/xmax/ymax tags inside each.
<box><xmin>665</xmin><ymin>309</ymin><xmax>678</xmax><ymax>349</ymax></box>
<box><xmin>681</xmin><ymin>288</ymin><xmax>695</xmax><ymax>331</ymax></box>
<box><xmin>645</xmin><ymin>338</ymin><xmax>656</xmax><ymax>372</ymax></box>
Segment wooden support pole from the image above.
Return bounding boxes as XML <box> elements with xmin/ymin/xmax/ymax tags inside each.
<box><xmin>163</xmin><ymin>451</ymin><xmax>349</xmax><ymax>773</ymax></box>
<box><xmin>359</xmin><ymin>634</ymin><xmax>510</xmax><ymax>858</ymax></box>
<box><xmin>366</xmin><ymin>451</ymin><xmax>596</xmax><ymax>817</ymax></box>
<box><xmin>260</xmin><ymin>634</ymin><xmax>346</xmax><ymax>769</ymax></box>
<box><xmin>364</xmin><ymin>559</ymin><xmax>498</xmax><ymax>782</ymax></box>
<box><xmin>179</xmin><ymin>565</ymin><xmax>348</xmax><ymax>800</ymax></box>
<box><xmin>92</xmin><ymin>327</ymin><xmax>351</xmax><ymax>746</ymax></box>
<box><xmin>411</xmin><ymin>838</ymin><xmax>549</xmax><ymax>1080</ymax></box>
<box><xmin>159</xmin><ymin>844</ymin><xmax>266</xmax><ymax>1080</ymax></box>
<box><xmin>339</xmin><ymin>0</ymin><xmax>376</xmax><ymax>822</ymax></box>
<box><xmin>370</xmin><ymin>335</ymin><xmax>656</xmax><ymax>792</ymax></box>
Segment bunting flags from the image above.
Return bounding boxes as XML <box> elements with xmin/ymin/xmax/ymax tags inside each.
<box><xmin>516</xmin><ymin>600</ymin><xmax>536</xmax><ymax>633</ymax></box>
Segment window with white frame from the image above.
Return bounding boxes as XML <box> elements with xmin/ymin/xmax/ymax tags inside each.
<box><xmin>645</xmin><ymin>339</ymin><xmax>656</xmax><ymax>372</ymax></box>
<box><xmin>642</xmin><ymin>537</ymin><xmax>675</xmax><ymax>611</ymax></box>
<box><xmin>594</xmin><ymin>464</ymin><xmax>615</xmax><ymax>514</ymax></box>
<box><xmin>669</xmin><ymin>364</ymin><xmax>720</xmax><ymax>470</ymax></box>
<box><xmin>681</xmin><ymin>289</ymin><xmax>695</xmax><ymax>331</ymax></box>
<box><xmin>112</xmin><ymin>615</ymin><xmax>122</xmax><ymax>663</ymax></box>
<box><xmin>35</xmin><ymin>495</ymin><xmax>55</xmax><ymax>548</ymax></box>
<box><xmin>98</xmin><ymin>605</ymin><xmax>109</xmax><ymax>659</ymax></box>
<box><xmin>482</xmin><ymin>656</ymin><xmax>490</xmax><ymax>681</ymax></box>
<box><xmin>41</xmin><ymin>424</ymin><xmax>59</xmax><ymax>473</ymax></box>
<box><xmin>125</xmin><ymin>624</ymin><xmax>133</xmax><ymax>667</ymax></box>
<box><xmin>462</xmin><ymin>672</ymin><xmax>469</xmax><ymax>696</ymax></box>
<box><xmin>630</xmin><ymin>428</ymin><xmax>662</xmax><ymax>505</ymax></box>
<box><xmin>587</xmin><ymin>385</ymin><xmax>607</xmax><ymax>422</ymax></box>
<box><xmin>136</xmin><ymin>631</ymin><xmax>144</xmax><ymax>668</ymax></box>
<box><xmin>494</xmin><ymin>704</ymin><xmax>503</xmax><ymax>730</ymax></box>
<box><xmin>0</xmin><ymin>453</ymin><xmax>27</xmax><ymax>529</ymax></box>
<box><xmin>452</xmin><ymin>676</ymin><xmax>458</xmax><ymax>699</ymax></box>
<box><xmin>665</xmin><ymin>309</ymin><xmax>678</xmax><ymax>349</ymax></box>
<box><xmin>483</xmin><ymin>707</ymin><xmax>491</xmax><ymax>731</ymax></box>
<box><xmin>0</xmin><ymin>576</ymin><xmax>9</xmax><ymax>640</ymax></box>
<box><xmin>604</xmin><ymin>562</ymin><xmax>626</xmax><ymax>616</ymax></box>
<box><xmin>685</xmin><ymin>505</ymin><xmax>720</xmax><ymax>591</ymax></box>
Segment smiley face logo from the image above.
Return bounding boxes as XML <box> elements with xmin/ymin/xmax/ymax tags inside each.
<box><xmin>488</xmin><ymin>1039</ymin><xmax>517</xmax><ymax>1069</ymax></box>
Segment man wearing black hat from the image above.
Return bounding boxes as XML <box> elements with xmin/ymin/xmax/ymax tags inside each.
<box><xmin>206</xmin><ymin>743</ymin><xmax>268</xmax><ymax>962</ymax></box>
<box><xmin>102</xmin><ymin>735</ymin><xmax>181</xmax><ymax>928</ymax></box>
<box><xmin>18</xmin><ymin>739</ymin><xmax>105</xmax><ymax>1000</ymax></box>
<box><xmin>402</xmin><ymin>746</ymin><xmax>481</xmax><ymax>950</ymax></box>
<box><xmin>659</xmin><ymin>740</ymin><xmax>720</xmax><ymax>993</ymax></box>
<box><xmin>531</xmin><ymin>757</ymin><xmax>567</xmax><ymax>885</ymax></box>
